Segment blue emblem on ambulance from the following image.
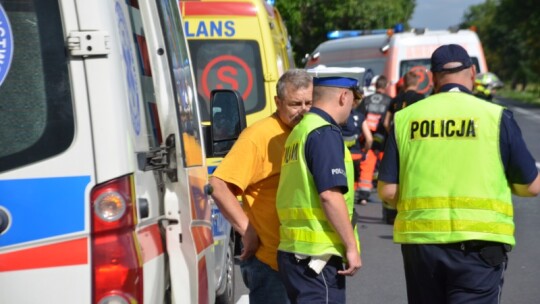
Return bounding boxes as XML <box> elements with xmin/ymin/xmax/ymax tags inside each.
<box><xmin>0</xmin><ymin>5</ymin><xmax>14</xmax><ymax>87</ymax></box>
<box><xmin>115</xmin><ymin>1</ymin><xmax>141</xmax><ymax>135</ymax></box>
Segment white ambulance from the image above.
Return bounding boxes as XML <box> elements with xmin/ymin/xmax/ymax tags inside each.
<box><xmin>306</xmin><ymin>27</ymin><xmax>488</xmax><ymax>97</ymax></box>
<box><xmin>0</xmin><ymin>0</ymin><xmax>244</xmax><ymax>303</ymax></box>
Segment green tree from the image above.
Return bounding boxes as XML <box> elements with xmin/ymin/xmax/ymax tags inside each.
<box><xmin>276</xmin><ymin>0</ymin><xmax>416</xmax><ymax>66</ymax></box>
<box><xmin>462</xmin><ymin>0</ymin><xmax>540</xmax><ymax>90</ymax></box>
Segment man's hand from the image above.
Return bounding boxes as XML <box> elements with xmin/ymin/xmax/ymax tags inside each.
<box><xmin>239</xmin><ymin>223</ymin><xmax>260</xmax><ymax>260</ymax></box>
<box><xmin>319</xmin><ymin>188</ymin><xmax>362</xmax><ymax>276</ymax></box>
<box><xmin>338</xmin><ymin>248</ymin><xmax>362</xmax><ymax>276</ymax></box>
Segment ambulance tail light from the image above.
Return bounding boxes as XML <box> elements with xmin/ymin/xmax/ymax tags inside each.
<box><xmin>91</xmin><ymin>175</ymin><xmax>143</xmax><ymax>304</ymax></box>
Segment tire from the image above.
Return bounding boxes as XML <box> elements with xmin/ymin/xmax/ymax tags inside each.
<box><xmin>216</xmin><ymin>236</ymin><xmax>235</xmax><ymax>304</ymax></box>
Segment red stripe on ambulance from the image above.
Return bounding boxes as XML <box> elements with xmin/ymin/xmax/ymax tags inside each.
<box><xmin>0</xmin><ymin>238</ymin><xmax>87</xmax><ymax>272</ymax></box>
<box><xmin>137</xmin><ymin>223</ymin><xmax>164</xmax><ymax>263</ymax></box>
<box><xmin>181</xmin><ymin>1</ymin><xmax>256</xmax><ymax>16</ymax></box>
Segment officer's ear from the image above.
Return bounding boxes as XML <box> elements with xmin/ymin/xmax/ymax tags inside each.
<box><xmin>432</xmin><ymin>73</ymin><xmax>440</xmax><ymax>93</ymax></box>
<box><xmin>339</xmin><ymin>88</ymin><xmax>349</xmax><ymax>105</ymax></box>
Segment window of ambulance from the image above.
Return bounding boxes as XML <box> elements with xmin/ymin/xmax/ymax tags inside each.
<box><xmin>157</xmin><ymin>0</ymin><xmax>203</xmax><ymax>167</ymax></box>
<box><xmin>0</xmin><ymin>0</ymin><xmax>73</xmax><ymax>173</ymax></box>
<box><xmin>187</xmin><ymin>40</ymin><xmax>265</xmax><ymax>121</ymax></box>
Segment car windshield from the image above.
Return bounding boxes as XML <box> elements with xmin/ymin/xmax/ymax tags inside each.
<box><xmin>188</xmin><ymin>40</ymin><xmax>265</xmax><ymax>121</ymax></box>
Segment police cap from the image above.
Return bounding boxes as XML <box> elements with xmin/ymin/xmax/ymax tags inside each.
<box><xmin>307</xmin><ymin>66</ymin><xmax>365</xmax><ymax>99</ymax></box>
<box><xmin>431</xmin><ymin>44</ymin><xmax>473</xmax><ymax>73</ymax></box>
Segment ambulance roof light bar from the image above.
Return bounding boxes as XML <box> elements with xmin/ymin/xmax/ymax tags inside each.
<box><xmin>327</xmin><ymin>23</ymin><xmax>405</xmax><ymax>40</ymax></box>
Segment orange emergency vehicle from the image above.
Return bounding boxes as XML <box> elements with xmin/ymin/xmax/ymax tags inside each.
<box><xmin>306</xmin><ymin>27</ymin><xmax>488</xmax><ymax>97</ymax></box>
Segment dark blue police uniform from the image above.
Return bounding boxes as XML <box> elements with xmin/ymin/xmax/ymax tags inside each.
<box><xmin>306</xmin><ymin>107</ymin><xmax>350</xmax><ymax>194</ymax></box>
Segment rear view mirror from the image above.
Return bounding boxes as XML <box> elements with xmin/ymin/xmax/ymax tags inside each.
<box><xmin>209</xmin><ymin>90</ymin><xmax>246</xmax><ymax>157</ymax></box>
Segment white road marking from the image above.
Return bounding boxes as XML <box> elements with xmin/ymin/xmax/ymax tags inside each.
<box><xmin>507</xmin><ymin>106</ymin><xmax>540</xmax><ymax>120</ymax></box>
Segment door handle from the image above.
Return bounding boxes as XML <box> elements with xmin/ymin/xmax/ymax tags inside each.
<box><xmin>138</xmin><ymin>198</ymin><xmax>150</xmax><ymax>219</ymax></box>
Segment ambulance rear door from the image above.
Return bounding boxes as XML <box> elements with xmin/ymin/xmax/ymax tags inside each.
<box><xmin>138</xmin><ymin>1</ymin><xmax>217</xmax><ymax>303</ymax></box>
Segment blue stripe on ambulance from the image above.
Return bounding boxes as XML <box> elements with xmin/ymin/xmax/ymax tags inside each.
<box><xmin>0</xmin><ymin>176</ymin><xmax>91</xmax><ymax>247</ymax></box>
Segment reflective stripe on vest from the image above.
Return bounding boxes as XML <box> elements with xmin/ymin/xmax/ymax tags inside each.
<box><xmin>393</xmin><ymin>92</ymin><xmax>514</xmax><ymax>245</ymax></box>
<box><xmin>277</xmin><ymin>113</ymin><xmax>359</xmax><ymax>256</ymax></box>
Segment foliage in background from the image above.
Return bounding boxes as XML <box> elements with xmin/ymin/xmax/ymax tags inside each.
<box><xmin>461</xmin><ymin>0</ymin><xmax>540</xmax><ymax>93</ymax></box>
<box><xmin>276</xmin><ymin>0</ymin><xmax>416</xmax><ymax>66</ymax></box>
<box><xmin>499</xmin><ymin>87</ymin><xmax>540</xmax><ymax>105</ymax></box>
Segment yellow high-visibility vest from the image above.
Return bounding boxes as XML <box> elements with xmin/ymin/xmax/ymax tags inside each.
<box><xmin>277</xmin><ymin>113</ymin><xmax>360</xmax><ymax>256</ymax></box>
<box><xmin>393</xmin><ymin>92</ymin><xmax>514</xmax><ymax>245</ymax></box>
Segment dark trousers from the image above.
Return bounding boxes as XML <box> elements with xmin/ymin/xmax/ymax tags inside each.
<box><xmin>401</xmin><ymin>243</ymin><xmax>508</xmax><ymax>304</ymax></box>
<box><xmin>277</xmin><ymin>251</ymin><xmax>345</xmax><ymax>304</ymax></box>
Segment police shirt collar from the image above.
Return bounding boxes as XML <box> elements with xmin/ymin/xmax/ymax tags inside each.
<box><xmin>439</xmin><ymin>83</ymin><xmax>473</xmax><ymax>95</ymax></box>
<box><xmin>309</xmin><ymin>107</ymin><xmax>339</xmax><ymax>127</ymax></box>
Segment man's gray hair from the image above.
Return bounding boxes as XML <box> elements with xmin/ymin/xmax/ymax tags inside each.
<box><xmin>276</xmin><ymin>69</ymin><xmax>313</xmax><ymax>99</ymax></box>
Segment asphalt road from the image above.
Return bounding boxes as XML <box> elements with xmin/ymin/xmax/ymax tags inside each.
<box><xmin>233</xmin><ymin>97</ymin><xmax>540</xmax><ymax>304</ymax></box>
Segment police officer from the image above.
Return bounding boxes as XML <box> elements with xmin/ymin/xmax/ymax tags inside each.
<box><xmin>384</xmin><ymin>70</ymin><xmax>426</xmax><ymax>131</ymax></box>
<box><xmin>277</xmin><ymin>67</ymin><xmax>363</xmax><ymax>303</ymax></box>
<box><xmin>378</xmin><ymin>44</ymin><xmax>540</xmax><ymax>304</ymax></box>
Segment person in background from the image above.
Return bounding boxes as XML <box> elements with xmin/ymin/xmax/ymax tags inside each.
<box><xmin>380</xmin><ymin>70</ymin><xmax>426</xmax><ymax>224</ymax></box>
<box><xmin>383</xmin><ymin>70</ymin><xmax>425</xmax><ymax>132</ymax></box>
<box><xmin>378</xmin><ymin>44</ymin><xmax>540</xmax><ymax>304</ymax></box>
<box><xmin>209</xmin><ymin>69</ymin><xmax>313</xmax><ymax>304</ymax></box>
<box><xmin>356</xmin><ymin>75</ymin><xmax>392</xmax><ymax>205</ymax></box>
<box><xmin>277</xmin><ymin>67</ymin><xmax>362</xmax><ymax>303</ymax></box>
<box><xmin>342</xmin><ymin>96</ymin><xmax>372</xmax><ymax>201</ymax></box>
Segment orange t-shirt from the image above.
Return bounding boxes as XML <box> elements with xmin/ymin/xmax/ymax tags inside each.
<box><xmin>212</xmin><ymin>114</ymin><xmax>289</xmax><ymax>271</ymax></box>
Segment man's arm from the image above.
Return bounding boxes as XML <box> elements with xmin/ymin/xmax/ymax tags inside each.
<box><xmin>209</xmin><ymin>176</ymin><xmax>259</xmax><ymax>259</ymax></box>
<box><xmin>319</xmin><ymin>188</ymin><xmax>361</xmax><ymax>276</ymax></box>
<box><xmin>361</xmin><ymin>120</ymin><xmax>373</xmax><ymax>151</ymax></box>
<box><xmin>377</xmin><ymin>181</ymin><xmax>399</xmax><ymax>208</ymax></box>
<box><xmin>383</xmin><ymin>110</ymin><xmax>393</xmax><ymax>133</ymax></box>
<box><xmin>511</xmin><ymin>172</ymin><xmax>540</xmax><ymax>197</ymax></box>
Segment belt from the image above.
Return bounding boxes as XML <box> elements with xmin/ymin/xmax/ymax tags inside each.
<box><xmin>444</xmin><ymin>240</ymin><xmax>509</xmax><ymax>252</ymax></box>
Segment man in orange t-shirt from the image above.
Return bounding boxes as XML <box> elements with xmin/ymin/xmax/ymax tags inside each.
<box><xmin>210</xmin><ymin>69</ymin><xmax>313</xmax><ymax>304</ymax></box>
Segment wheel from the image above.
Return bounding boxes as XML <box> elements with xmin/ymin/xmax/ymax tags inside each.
<box><xmin>216</xmin><ymin>235</ymin><xmax>235</xmax><ymax>304</ymax></box>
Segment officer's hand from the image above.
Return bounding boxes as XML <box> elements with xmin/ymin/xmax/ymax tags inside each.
<box><xmin>239</xmin><ymin>224</ymin><xmax>260</xmax><ymax>260</ymax></box>
<box><xmin>338</xmin><ymin>248</ymin><xmax>362</xmax><ymax>276</ymax></box>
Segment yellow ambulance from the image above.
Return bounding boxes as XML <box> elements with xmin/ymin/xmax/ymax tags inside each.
<box><xmin>179</xmin><ymin>0</ymin><xmax>295</xmax><ymax>127</ymax></box>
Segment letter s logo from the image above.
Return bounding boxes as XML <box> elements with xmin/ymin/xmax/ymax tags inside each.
<box><xmin>216</xmin><ymin>66</ymin><xmax>238</xmax><ymax>90</ymax></box>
